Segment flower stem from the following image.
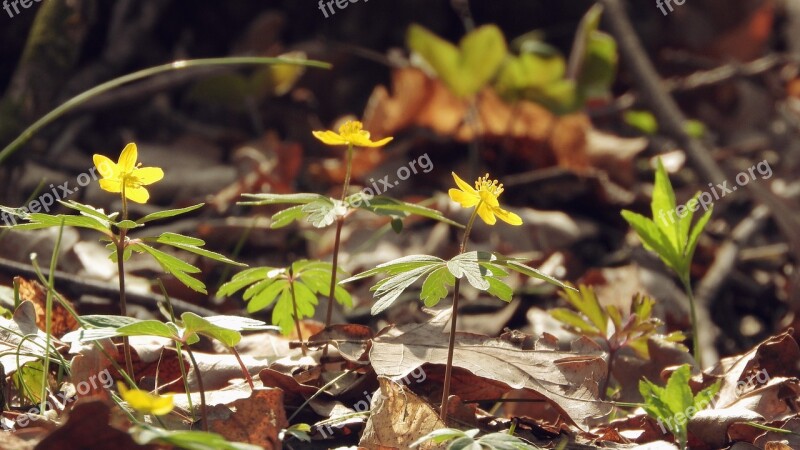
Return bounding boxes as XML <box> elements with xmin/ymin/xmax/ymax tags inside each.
<box><xmin>440</xmin><ymin>204</ymin><xmax>481</xmax><ymax>422</ymax></box>
<box><xmin>681</xmin><ymin>276</ymin><xmax>702</xmax><ymax>369</ymax></box>
<box><xmin>185</xmin><ymin>345</ymin><xmax>209</xmax><ymax>431</ymax></box>
<box><xmin>118</xmin><ymin>188</ymin><xmax>135</xmax><ymax>383</ymax></box>
<box><xmin>289</xmin><ymin>267</ymin><xmax>307</xmax><ymax>356</ymax></box>
<box><xmin>39</xmin><ymin>218</ymin><xmax>65</xmax><ymax>414</ymax></box>
<box><xmin>325</xmin><ymin>144</ymin><xmax>354</xmax><ymax>328</ymax></box>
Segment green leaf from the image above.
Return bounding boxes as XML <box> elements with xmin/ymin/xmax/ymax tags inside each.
<box><xmin>624</xmin><ymin>110</ymin><xmax>658</xmax><ymax>135</ymax></box>
<box><xmin>363</xmin><ymin>196</ymin><xmax>464</xmax><ymax>228</ymax></box>
<box><xmin>371</xmin><ymin>264</ymin><xmax>441</xmax><ymax>314</ymax></box>
<box><xmin>620</xmin><ymin>210</ymin><xmax>681</xmax><ymax>273</ymax></box>
<box><xmin>203</xmin><ymin>315</ymin><xmax>277</xmax><ymax>332</ymax></box>
<box><xmin>652</xmin><ymin>159</ymin><xmax>681</xmax><ymax>249</ymax></box>
<box><xmin>478</xmin><ymin>432</ymin><xmax>540</xmax><ymax>450</ymax></box>
<box><xmin>662</xmin><ymin>364</ymin><xmax>694</xmax><ymax>416</ymax></box>
<box><xmin>13</xmin><ymin>361</ymin><xmax>45</xmax><ymax>404</ymax></box>
<box><xmin>341</xmin><ymin>255</ymin><xmax>445</xmax><ymax>283</ymax></box>
<box><xmin>137</xmin><ymin>203</ymin><xmax>205</xmax><ymax>224</ymax></box>
<box><xmin>157</xmin><ymin>232</ymin><xmax>245</xmax><ymax>266</ymax></box>
<box><xmin>410</xmin><ymin>428</ymin><xmax>477</xmax><ymax>448</ymax></box>
<box><xmin>181</xmin><ymin>312</ymin><xmax>242</xmax><ymax>347</ymax></box>
<box><xmin>12</xmin><ymin>213</ymin><xmax>112</xmax><ymax>235</ymax></box>
<box><xmin>80</xmin><ymin>314</ymin><xmax>141</xmax><ymax>328</ymax></box>
<box><xmin>135</xmin><ymin>243</ymin><xmax>207</xmax><ymax>294</ymax></box>
<box><xmin>486</xmin><ymin>277</ymin><xmax>513</xmax><ymax>302</ymax></box>
<box><xmin>270</xmin><ymin>205</ymin><xmax>306</xmax><ymax>229</ymax></box>
<box><xmin>408</xmin><ymin>24</ymin><xmax>507</xmax><ymax>98</ymax></box>
<box><xmin>550</xmin><ymin>308</ymin><xmax>598</xmax><ymax>334</ymax></box>
<box><xmin>133</xmin><ymin>425</ymin><xmax>263</xmax><ymax>450</ymax></box>
<box><xmin>421</xmin><ymin>266</ymin><xmax>456</xmax><ymax>307</ymax></box>
<box><xmin>156</xmin><ymin>232</ymin><xmax>206</xmax><ymax>246</ymax></box>
<box><xmin>302</xmin><ymin>198</ymin><xmax>346</xmax><ymax>228</ymax></box>
<box><xmin>114</xmin><ymin>220</ymin><xmax>141</xmax><ymax>230</ymax></box>
<box><xmin>238</xmin><ymin>193</ymin><xmax>324</xmax><ymax>206</ymax></box>
<box><xmin>447</xmin><ymin>251</ymin><xmax>491</xmax><ymax>290</ymax></box>
<box><xmin>118</xmin><ymin>320</ymin><xmax>177</xmax><ymax>340</ymax></box>
<box><xmin>500</xmin><ymin>258</ymin><xmax>572</xmax><ymax>291</ymax></box>
<box><xmin>569</xmin><ymin>4</ymin><xmax>618</xmax><ymax>102</ymax></box>
<box><xmin>217</xmin><ymin>268</ymin><xmax>271</xmax><ymax>297</ymax></box>
<box><xmin>60</xmin><ymin>200</ymin><xmax>116</xmax><ymax>223</ymax></box>
<box><xmin>248</xmin><ymin>279</ymin><xmax>288</xmax><ymax>313</ymax></box>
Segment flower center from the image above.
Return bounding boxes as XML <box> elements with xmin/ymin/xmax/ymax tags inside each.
<box><xmin>339</xmin><ymin>120</ymin><xmax>364</xmax><ymax>137</ymax></box>
<box><xmin>475</xmin><ymin>174</ymin><xmax>504</xmax><ymax>198</ymax></box>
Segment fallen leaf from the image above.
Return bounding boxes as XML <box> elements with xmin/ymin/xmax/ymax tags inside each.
<box><xmin>358</xmin><ymin>377</ymin><xmax>447</xmax><ymax>450</ymax></box>
<box><xmin>14</xmin><ymin>277</ymin><xmax>78</xmax><ymax>338</ymax></box>
<box><xmin>34</xmin><ymin>401</ymin><xmax>153</xmax><ymax>450</ymax></box>
<box><xmin>208</xmin><ymin>388</ymin><xmax>287</xmax><ymax>450</ymax></box>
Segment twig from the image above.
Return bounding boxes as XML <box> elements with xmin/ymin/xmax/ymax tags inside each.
<box><xmin>0</xmin><ymin>255</ymin><xmax>217</xmax><ymax>316</ymax></box>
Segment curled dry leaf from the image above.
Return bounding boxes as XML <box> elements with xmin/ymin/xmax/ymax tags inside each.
<box><xmin>358</xmin><ymin>376</ymin><xmax>447</xmax><ymax>450</ymax></box>
<box><xmin>14</xmin><ymin>277</ymin><xmax>78</xmax><ymax>338</ymax></box>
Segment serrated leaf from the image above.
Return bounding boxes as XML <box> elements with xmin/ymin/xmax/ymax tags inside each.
<box><xmin>620</xmin><ymin>210</ymin><xmax>681</xmax><ymax>273</ymax></box>
<box><xmin>651</xmin><ymin>159</ymin><xmax>681</xmax><ymax>250</ymax></box>
<box><xmin>341</xmin><ymin>255</ymin><xmax>444</xmax><ymax>283</ymax></box>
<box><xmin>247</xmin><ymin>279</ymin><xmax>288</xmax><ymax>313</ymax></box>
<box><xmin>137</xmin><ymin>203</ymin><xmax>205</xmax><ymax>224</ymax></box>
<box><xmin>421</xmin><ymin>266</ymin><xmax>456</xmax><ymax>307</ymax></box>
<box><xmin>12</xmin><ymin>213</ymin><xmax>112</xmax><ymax>235</ymax></box>
<box><xmin>157</xmin><ymin>232</ymin><xmax>245</xmax><ymax>266</ymax></box>
<box><xmin>157</xmin><ymin>232</ymin><xmax>206</xmax><ymax>246</ymax></box>
<box><xmin>216</xmin><ymin>268</ymin><xmax>271</xmax><ymax>297</ymax></box>
<box><xmin>135</xmin><ymin>244</ymin><xmax>207</xmax><ymax>294</ymax></box>
<box><xmin>447</xmin><ymin>251</ymin><xmax>491</xmax><ymax>290</ymax></box>
<box><xmin>302</xmin><ymin>198</ymin><xmax>346</xmax><ymax>228</ymax></box>
<box><xmin>203</xmin><ymin>315</ymin><xmax>277</xmax><ymax>332</ymax></box>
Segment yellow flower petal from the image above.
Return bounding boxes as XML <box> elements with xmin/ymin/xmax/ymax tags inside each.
<box><xmin>449</xmin><ymin>188</ymin><xmax>480</xmax><ymax>207</ymax></box>
<box><xmin>99</xmin><ymin>179</ymin><xmax>122</xmax><ymax>193</ymax></box>
<box><xmin>93</xmin><ymin>154</ymin><xmax>117</xmax><ymax>179</ymax></box>
<box><xmin>118</xmin><ymin>143</ymin><xmax>138</xmax><ymax>172</ymax></box>
<box><xmin>312</xmin><ymin>130</ymin><xmax>349</xmax><ymax>146</ymax></box>
<box><xmin>479</xmin><ymin>189</ymin><xmax>500</xmax><ymax>208</ymax></box>
<box><xmin>451</xmin><ymin>172</ymin><xmax>478</xmax><ymax>197</ymax></box>
<box><xmin>131</xmin><ymin>167</ymin><xmax>164</xmax><ymax>185</ymax></box>
<box><xmin>124</xmin><ymin>186</ymin><xmax>150</xmax><ymax>204</ymax></box>
<box><xmin>476</xmin><ymin>203</ymin><xmax>497</xmax><ymax>225</ymax></box>
<box><xmin>117</xmin><ymin>382</ymin><xmax>174</xmax><ymax>416</ymax></box>
<box><xmin>354</xmin><ymin>136</ymin><xmax>393</xmax><ymax>148</ymax></box>
<box><xmin>493</xmin><ymin>207</ymin><xmax>522</xmax><ymax>226</ymax></box>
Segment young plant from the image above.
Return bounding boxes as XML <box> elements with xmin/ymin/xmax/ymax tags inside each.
<box><xmin>621</xmin><ymin>159</ymin><xmax>712</xmax><ymax>367</ymax></box>
<box><xmin>411</xmin><ymin>428</ymin><xmax>540</xmax><ymax>450</ymax></box>
<box><xmin>343</xmin><ymin>172</ymin><xmax>572</xmax><ymax>421</ymax></box>
<box><xmin>65</xmin><ymin>312</ymin><xmax>274</xmax><ymax>430</ymax></box>
<box><xmin>551</xmin><ymin>285</ymin><xmax>686</xmax><ymax>398</ymax></box>
<box><xmin>238</xmin><ymin>120</ymin><xmax>461</xmax><ymax>328</ymax></box>
<box><xmin>1</xmin><ymin>143</ymin><xmax>246</xmax><ymax>380</ymax></box>
<box><xmin>639</xmin><ymin>364</ymin><xmax>720</xmax><ymax>450</ymax></box>
<box><xmin>217</xmin><ymin>260</ymin><xmax>353</xmax><ymax>353</ymax></box>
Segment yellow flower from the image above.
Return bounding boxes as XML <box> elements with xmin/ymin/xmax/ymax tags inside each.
<box><xmin>93</xmin><ymin>143</ymin><xmax>164</xmax><ymax>204</ymax></box>
<box><xmin>312</xmin><ymin>120</ymin><xmax>393</xmax><ymax>148</ymax></box>
<box><xmin>448</xmin><ymin>172</ymin><xmax>523</xmax><ymax>226</ymax></box>
<box><xmin>117</xmin><ymin>382</ymin><xmax>174</xmax><ymax>416</ymax></box>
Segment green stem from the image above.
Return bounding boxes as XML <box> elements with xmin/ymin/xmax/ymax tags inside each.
<box><xmin>681</xmin><ymin>276</ymin><xmax>702</xmax><ymax>369</ymax></box>
<box><xmin>157</xmin><ymin>279</ymin><xmax>196</xmax><ymax>421</ymax></box>
<box><xmin>289</xmin><ymin>274</ymin><xmax>307</xmax><ymax>356</ymax></box>
<box><xmin>118</xmin><ymin>187</ymin><xmax>135</xmax><ymax>383</ymax></box>
<box><xmin>0</xmin><ymin>57</ymin><xmax>331</xmax><ymax>165</ymax></box>
<box><xmin>287</xmin><ymin>370</ymin><xmax>351</xmax><ymax>422</ymax></box>
<box><xmin>39</xmin><ymin>218</ymin><xmax>64</xmax><ymax>414</ymax></box>
<box><xmin>184</xmin><ymin>345</ymin><xmax>208</xmax><ymax>431</ymax></box>
<box><xmin>440</xmin><ymin>204</ymin><xmax>481</xmax><ymax>422</ymax></box>
<box><xmin>324</xmin><ymin>143</ymin><xmax>354</xmax><ymax>328</ymax></box>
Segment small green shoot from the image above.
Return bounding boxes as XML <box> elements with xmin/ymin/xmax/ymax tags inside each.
<box><xmin>551</xmin><ymin>285</ymin><xmax>687</xmax><ymax>398</ymax></box>
<box><xmin>621</xmin><ymin>158</ymin><xmax>712</xmax><ymax>367</ymax></box>
<box><xmin>639</xmin><ymin>364</ymin><xmax>720</xmax><ymax>450</ymax></box>
<box><xmin>411</xmin><ymin>428</ymin><xmax>540</xmax><ymax>449</ymax></box>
